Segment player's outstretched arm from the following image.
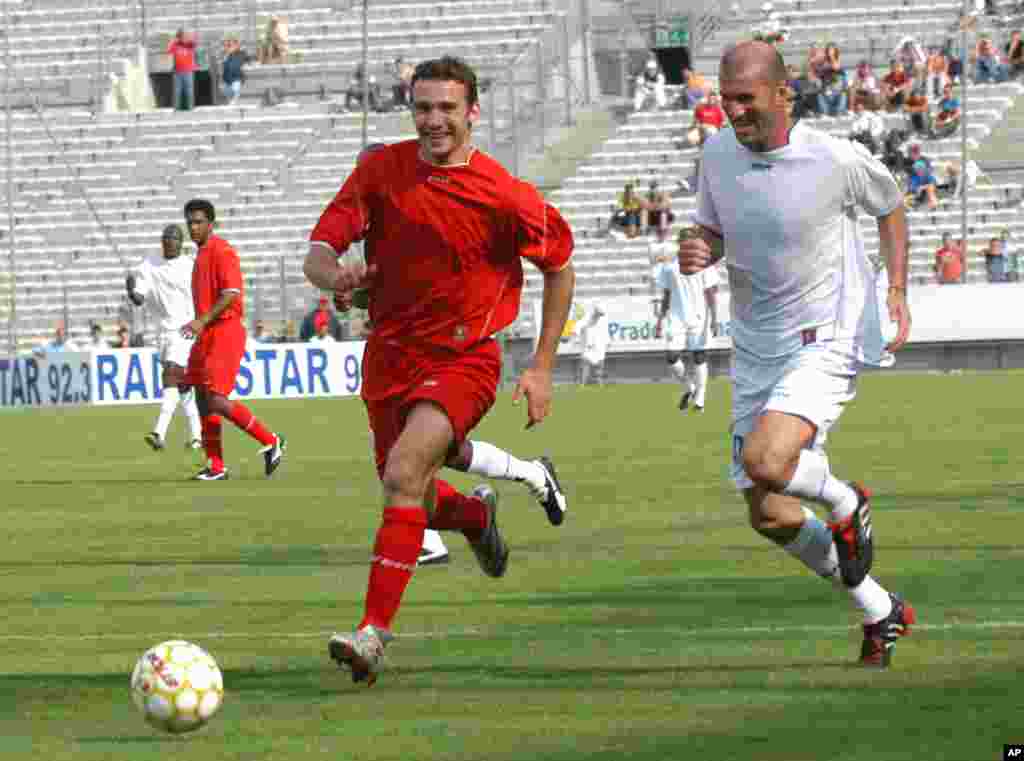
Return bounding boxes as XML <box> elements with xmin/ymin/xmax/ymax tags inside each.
<box><xmin>877</xmin><ymin>205</ymin><xmax>911</xmax><ymax>352</ymax></box>
<box><xmin>513</xmin><ymin>262</ymin><xmax>575</xmax><ymax>429</ymax></box>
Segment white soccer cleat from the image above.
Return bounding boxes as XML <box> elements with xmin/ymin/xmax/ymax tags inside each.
<box><xmin>328</xmin><ymin>625</ymin><xmax>393</xmax><ymax>686</ymax></box>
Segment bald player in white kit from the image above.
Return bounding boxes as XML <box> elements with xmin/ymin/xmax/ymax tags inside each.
<box><xmin>679</xmin><ymin>41</ymin><xmax>915</xmax><ymax>668</ymax></box>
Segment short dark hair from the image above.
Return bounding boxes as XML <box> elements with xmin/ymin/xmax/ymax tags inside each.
<box><xmin>410</xmin><ymin>55</ymin><xmax>478</xmax><ymax>107</ymax></box>
<box><xmin>184</xmin><ymin>198</ymin><xmax>216</xmax><ymax>222</ymax></box>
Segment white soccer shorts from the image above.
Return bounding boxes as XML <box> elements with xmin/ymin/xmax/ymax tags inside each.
<box><xmin>729</xmin><ymin>339</ymin><xmax>859</xmax><ymax>490</ymax></box>
<box><xmin>158</xmin><ymin>330</ymin><xmax>194</xmax><ymax>368</ymax></box>
<box><xmin>663</xmin><ymin>313</ymin><xmax>712</xmax><ymax>353</ymax></box>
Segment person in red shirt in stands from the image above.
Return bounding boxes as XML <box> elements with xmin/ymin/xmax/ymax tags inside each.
<box><xmin>933</xmin><ymin>232</ymin><xmax>964</xmax><ymax>284</ymax></box>
<box><xmin>181</xmin><ymin>198</ymin><xmax>287</xmax><ymax>481</ymax></box>
<box><xmin>687</xmin><ymin>90</ymin><xmax>726</xmax><ymax>147</ymax></box>
<box><xmin>167</xmin><ymin>28</ymin><xmax>197</xmax><ymax>111</ymax></box>
<box><xmin>304</xmin><ymin>55</ymin><xmax>576</xmax><ymax>687</ymax></box>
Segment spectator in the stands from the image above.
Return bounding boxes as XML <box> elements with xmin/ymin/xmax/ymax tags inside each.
<box><xmin>34</xmin><ymin>323</ymin><xmax>79</xmax><ymax>357</ymax></box>
<box><xmin>909</xmin><ymin>159</ymin><xmax>940</xmax><ymax>210</ymax></box>
<box><xmin>944</xmin><ymin>158</ymin><xmax>981</xmax><ymax>198</ymax></box>
<box><xmin>392</xmin><ymin>57</ymin><xmax>414</xmax><ymax>107</ymax></box>
<box><xmin>906</xmin><ymin>85</ymin><xmax>931</xmax><ymax>135</ymax></box>
<box><xmin>882</xmin><ymin>59</ymin><xmax>913</xmax><ymax>110</ymax></box>
<box><xmin>259</xmin><ymin>15</ymin><xmax>289</xmax><ymax>64</ymax></box>
<box><xmin>87</xmin><ymin>323</ymin><xmax>106</xmax><ymax>349</ymax></box>
<box><xmin>934</xmin><ymin>233</ymin><xmax>965</xmax><ymax>284</ymax></box>
<box><xmin>681</xmin><ymin>67</ymin><xmax>710</xmax><ymax>109</ymax></box>
<box><xmin>849</xmin><ymin>98</ymin><xmax>885</xmax><ymax>155</ymax></box>
<box><xmin>817</xmin><ymin>63</ymin><xmax>849</xmax><ymax>116</ymax></box>
<box><xmin>167</xmin><ymin>28</ymin><xmax>197</xmax><ymax>111</ymax></box>
<box><xmin>310</xmin><ymin>311</ymin><xmax>337</xmax><ymax>343</ymax></box>
<box><xmin>111</xmin><ymin>321</ymin><xmax>131</xmax><ymax>349</ymax></box>
<box><xmin>904</xmin><ymin>142</ymin><xmax>934</xmax><ymax>180</ymax></box>
<box><xmin>1001</xmin><ymin>228</ymin><xmax>1019</xmax><ymax>282</ymax></box>
<box><xmin>221</xmin><ymin>35</ymin><xmax>251</xmax><ymax>105</ymax></box>
<box><xmin>850</xmin><ymin>60</ymin><xmax>881</xmax><ymax>110</ymax></box>
<box><xmin>925</xmin><ymin>45</ymin><xmax>950</xmax><ymax>97</ymax></box>
<box><xmin>894</xmin><ymin>36</ymin><xmax>927</xmax><ymax>81</ymax></box>
<box><xmin>974</xmin><ymin>36</ymin><xmax>1007</xmax><ymax>83</ymax></box>
<box><xmin>641</xmin><ymin>180</ymin><xmax>674</xmax><ymax>236</ymax></box>
<box><xmin>932</xmin><ymin>82</ymin><xmax>961</xmax><ymax>138</ymax></box>
<box><xmin>1006</xmin><ymin>30</ymin><xmax>1024</xmax><ymax>79</ymax></box>
<box><xmin>611</xmin><ymin>181</ymin><xmax>643</xmax><ymax>239</ymax></box>
<box><xmin>984</xmin><ymin>237</ymin><xmax>1009</xmax><ymax>282</ymax></box>
<box><xmin>687</xmin><ymin>90</ymin><xmax>725</xmax><ymax>146</ymax></box>
<box><xmin>345</xmin><ymin>63</ymin><xmax>381</xmax><ymax>111</ymax></box>
<box><xmin>944</xmin><ymin>37</ymin><xmax>964</xmax><ymax>84</ymax></box>
<box><xmin>299</xmin><ymin>296</ymin><xmax>343</xmax><ymax>341</ymax></box>
<box><xmin>634</xmin><ymin>57</ymin><xmax>667</xmax><ymax>111</ymax></box>
<box><xmin>250</xmin><ymin>320</ymin><xmax>271</xmax><ymax>344</ymax></box>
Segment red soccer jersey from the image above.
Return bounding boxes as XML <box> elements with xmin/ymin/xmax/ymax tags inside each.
<box><xmin>192</xmin><ymin>235</ymin><xmax>244</xmax><ymax>324</ymax></box>
<box><xmin>310</xmin><ymin>140</ymin><xmax>574</xmax><ymax>352</ymax></box>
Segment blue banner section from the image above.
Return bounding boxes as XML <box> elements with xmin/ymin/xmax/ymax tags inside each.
<box><xmin>0</xmin><ymin>352</ymin><xmax>92</xmax><ymax>408</ymax></box>
<box><xmin>88</xmin><ymin>341</ymin><xmax>366</xmax><ymax>406</ymax></box>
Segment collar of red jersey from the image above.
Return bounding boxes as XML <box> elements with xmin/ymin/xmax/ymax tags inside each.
<box><xmin>417</xmin><ymin>145</ymin><xmax>477</xmax><ymax>169</ymax></box>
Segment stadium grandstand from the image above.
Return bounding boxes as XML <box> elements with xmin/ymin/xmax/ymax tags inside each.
<box><xmin>0</xmin><ymin>0</ymin><xmax>1022</xmax><ymax>361</ymax></box>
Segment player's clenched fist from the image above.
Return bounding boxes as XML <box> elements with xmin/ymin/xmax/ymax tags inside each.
<box><xmin>677</xmin><ymin>226</ymin><xmax>714</xmax><ymax>274</ymax></box>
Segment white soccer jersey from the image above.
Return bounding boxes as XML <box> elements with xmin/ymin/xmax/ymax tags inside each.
<box><xmin>657</xmin><ymin>261</ymin><xmax>718</xmax><ymax>328</ymax></box>
<box><xmin>133</xmin><ymin>252</ymin><xmax>196</xmax><ymax>333</ymax></box>
<box><xmin>694</xmin><ymin>121</ymin><xmax>902</xmax><ymax>360</ymax></box>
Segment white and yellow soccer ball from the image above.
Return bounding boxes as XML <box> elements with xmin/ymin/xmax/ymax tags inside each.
<box><xmin>130</xmin><ymin>640</ymin><xmax>224</xmax><ymax>734</ymax></box>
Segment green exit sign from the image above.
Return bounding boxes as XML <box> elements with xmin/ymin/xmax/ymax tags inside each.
<box><xmin>656</xmin><ymin>17</ymin><xmax>689</xmax><ymax>47</ymax></box>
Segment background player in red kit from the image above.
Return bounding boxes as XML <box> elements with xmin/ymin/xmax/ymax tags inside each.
<box><xmin>180</xmin><ymin>199</ymin><xmax>287</xmax><ymax>481</ymax></box>
<box><xmin>304</xmin><ymin>56</ymin><xmax>576</xmax><ymax>686</ymax></box>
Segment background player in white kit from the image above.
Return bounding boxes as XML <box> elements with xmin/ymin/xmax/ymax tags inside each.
<box><xmin>679</xmin><ymin>42</ymin><xmax>915</xmax><ymax>668</ymax></box>
<box><xmin>126</xmin><ymin>224</ymin><xmax>203</xmax><ymax>451</ymax></box>
<box><xmin>658</xmin><ymin>231</ymin><xmax>720</xmax><ymax>412</ymax></box>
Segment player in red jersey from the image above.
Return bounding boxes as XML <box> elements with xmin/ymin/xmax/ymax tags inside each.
<box><xmin>304</xmin><ymin>56</ymin><xmax>576</xmax><ymax>686</ymax></box>
<box><xmin>347</xmin><ymin>143</ymin><xmax>570</xmax><ymax>570</ymax></box>
<box><xmin>180</xmin><ymin>199</ymin><xmax>287</xmax><ymax>481</ymax></box>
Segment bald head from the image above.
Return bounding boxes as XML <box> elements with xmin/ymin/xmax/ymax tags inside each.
<box><xmin>721</xmin><ymin>40</ymin><xmax>788</xmax><ymax>85</ymax></box>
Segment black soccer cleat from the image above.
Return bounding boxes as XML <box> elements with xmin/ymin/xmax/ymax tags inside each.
<box><xmin>467</xmin><ymin>484</ymin><xmax>509</xmax><ymax>578</ymax></box>
<box><xmin>261</xmin><ymin>435</ymin><xmax>286</xmax><ymax>477</ymax></box>
<box><xmin>193</xmin><ymin>467</ymin><xmax>228</xmax><ymax>481</ymax></box>
<box><xmin>830</xmin><ymin>482</ymin><xmax>874</xmax><ymax>587</ymax></box>
<box><xmin>860</xmin><ymin>593</ymin><xmax>915</xmax><ymax>668</ymax></box>
<box><xmin>144</xmin><ymin>432</ymin><xmax>165</xmax><ymax>451</ymax></box>
<box><xmin>678</xmin><ymin>390</ymin><xmax>692</xmax><ymax>411</ymax></box>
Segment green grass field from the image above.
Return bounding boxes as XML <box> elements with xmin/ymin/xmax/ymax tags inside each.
<box><xmin>2</xmin><ymin>371</ymin><xmax>1022</xmax><ymax>761</ymax></box>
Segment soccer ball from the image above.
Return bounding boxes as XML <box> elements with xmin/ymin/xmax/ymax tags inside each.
<box><xmin>130</xmin><ymin>640</ymin><xmax>224</xmax><ymax>734</ymax></box>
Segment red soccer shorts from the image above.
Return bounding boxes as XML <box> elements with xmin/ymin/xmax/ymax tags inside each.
<box><xmin>365</xmin><ymin>338</ymin><xmax>501</xmax><ymax>478</ymax></box>
<box><xmin>183</xmin><ymin>320</ymin><xmax>246</xmax><ymax>396</ymax></box>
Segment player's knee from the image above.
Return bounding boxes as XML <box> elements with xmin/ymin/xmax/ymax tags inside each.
<box><xmin>741</xmin><ymin>440</ymin><xmax>793</xmax><ymax>491</ymax></box>
<box><xmin>692</xmin><ymin>350</ymin><xmax>707</xmax><ymax>365</ymax></box>
<box><xmin>380</xmin><ymin>450</ymin><xmax>431</xmax><ymax>503</ymax></box>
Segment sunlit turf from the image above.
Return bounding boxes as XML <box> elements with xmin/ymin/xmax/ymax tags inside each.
<box><xmin>2</xmin><ymin>370</ymin><xmax>1022</xmax><ymax>760</ymax></box>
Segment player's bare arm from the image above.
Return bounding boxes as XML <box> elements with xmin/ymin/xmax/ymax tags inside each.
<box><xmin>304</xmin><ymin>241</ymin><xmax>372</xmax><ymax>300</ymax></box>
<box><xmin>678</xmin><ymin>225</ymin><xmax>724</xmax><ymax>274</ymax></box>
<box><xmin>125</xmin><ymin>274</ymin><xmax>144</xmax><ymax>307</ymax></box>
<box><xmin>182</xmin><ymin>290</ymin><xmax>238</xmax><ymax>339</ymax></box>
<box><xmin>513</xmin><ymin>262</ymin><xmax>575</xmax><ymax>429</ymax></box>
<box><xmin>877</xmin><ymin>204</ymin><xmax>911</xmax><ymax>352</ymax></box>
